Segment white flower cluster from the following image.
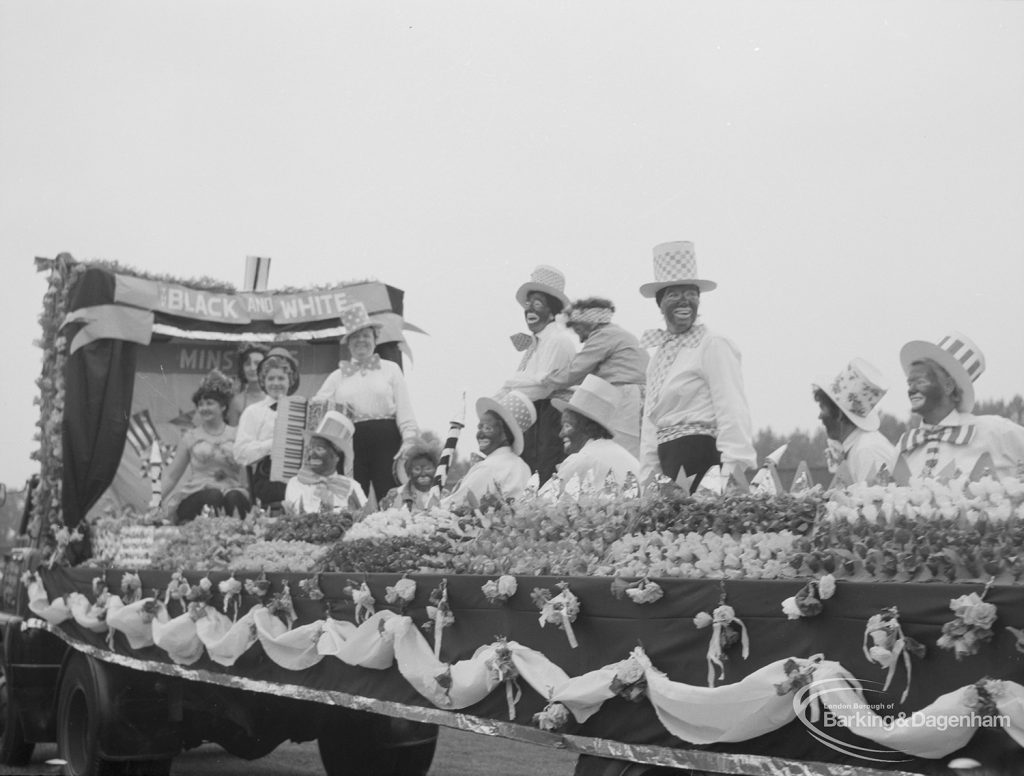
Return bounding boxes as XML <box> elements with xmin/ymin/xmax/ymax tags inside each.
<box><xmin>342</xmin><ymin>507</ymin><xmax>461</xmax><ymax>543</ymax></box>
<box><xmin>599</xmin><ymin>530</ymin><xmax>800</xmax><ymax>579</ymax></box>
<box><xmin>825</xmin><ymin>476</ymin><xmax>1024</xmax><ymax>525</ymax></box>
<box><xmin>228</xmin><ymin>540</ymin><xmax>328</xmax><ymax>573</ymax></box>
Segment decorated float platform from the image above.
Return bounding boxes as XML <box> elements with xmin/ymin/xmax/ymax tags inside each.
<box><xmin>23</xmin><ymin>477</ymin><xmax>1024</xmax><ymax>775</ymax></box>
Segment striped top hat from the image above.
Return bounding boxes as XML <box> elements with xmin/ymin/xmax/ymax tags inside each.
<box><xmin>900</xmin><ymin>331</ymin><xmax>985</xmax><ymax>413</ymax></box>
<box><xmin>551</xmin><ymin>375</ymin><xmax>622</xmax><ymax>436</ymax></box>
<box><xmin>339</xmin><ymin>302</ymin><xmax>385</xmax><ymax>340</ymax></box>
<box><xmin>475</xmin><ymin>390</ymin><xmax>537</xmax><ymax>456</ymax></box>
<box><xmin>812</xmin><ymin>358</ymin><xmax>888</xmax><ymax>431</ymax></box>
<box><xmin>515</xmin><ymin>265</ymin><xmax>570</xmax><ymax>309</ymax></box>
<box><xmin>639</xmin><ymin>241</ymin><xmax>717</xmax><ymax>298</ymax></box>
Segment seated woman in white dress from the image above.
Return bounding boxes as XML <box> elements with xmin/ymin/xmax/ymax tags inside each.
<box><xmin>284</xmin><ymin>411</ymin><xmax>366</xmax><ymax>515</ymax></box>
<box><xmin>161</xmin><ymin>370</ymin><xmax>251</xmax><ymax>523</ymax></box>
<box><xmin>550</xmin><ymin>374</ymin><xmax>641</xmax><ymax>491</ymax></box>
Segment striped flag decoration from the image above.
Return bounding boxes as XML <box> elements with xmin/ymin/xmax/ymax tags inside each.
<box><xmin>244</xmin><ymin>256</ymin><xmax>272</xmax><ymax>292</ymax></box>
<box><xmin>127</xmin><ymin>410</ymin><xmax>160</xmax><ymax>458</ymax></box>
<box><xmin>431</xmin><ymin>392</ymin><xmax>467</xmax><ymax>495</ymax></box>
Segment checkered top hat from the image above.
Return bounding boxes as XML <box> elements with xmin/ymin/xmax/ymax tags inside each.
<box><xmin>339</xmin><ymin>302</ymin><xmax>385</xmax><ymax>341</ymax></box>
<box><xmin>551</xmin><ymin>375</ymin><xmax>622</xmax><ymax>436</ymax></box>
<box><xmin>900</xmin><ymin>331</ymin><xmax>985</xmax><ymax>413</ymax></box>
<box><xmin>306</xmin><ymin>410</ymin><xmax>355</xmax><ymax>457</ymax></box>
<box><xmin>812</xmin><ymin>358</ymin><xmax>888</xmax><ymax>431</ymax></box>
<box><xmin>639</xmin><ymin>241</ymin><xmax>718</xmax><ymax>298</ymax></box>
<box><xmin>515</xmin><ymin>265</ymin><xmax>570</xmax><ymax>309</ymax></box>
<box><xmin>475</xmin><ymin>390</ymin><xmax>537</xmax><ymax>456</ymax></box>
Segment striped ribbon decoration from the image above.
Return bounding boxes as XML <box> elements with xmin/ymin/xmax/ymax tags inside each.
<box><xmin>431</xmin><ymin>392</ymin><xmax>467</xmax><ymax>495</ymax></box>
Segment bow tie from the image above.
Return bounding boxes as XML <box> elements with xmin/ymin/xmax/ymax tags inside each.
<box><xmin>899</xmin><ymin>424</ymin><xmax>975</xmax><ymax>454</ymax></box>
<box><xmin>341</xmin><ymin>354</ymin><xmax>381</xmax><ymax>376</ymax></box>
<box><xmin>510</xmin><ymin>332</ymin><xmax>534</xmax><ymax>352</ymax></box>
<box><xmin>294</xmin><ymin>469</ymin><xmax>353</xmax><ymax>496</ymax></box>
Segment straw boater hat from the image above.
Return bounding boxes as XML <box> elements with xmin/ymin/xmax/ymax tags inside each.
<box><xmin>639</xmin><ymin>241</ymin><xmax>718</xmax><ymax>298</ymax></box>
<box><xmin>306</xmin><ymin>410</ymin><xmax>355</xmax><ymax>467</ymax></box>
<box><xmin>551</xmin><ymin>375</ymin><xmax>622</xmax><ymax>437</ymax></box>
<box><xmin>475</xmin><ymin>390</ymin><xmax>537</xmax><ymax>456</ymax></box>
<box><xmin>258</xmin><ymin>347</ymin><xmax>301</xmax><ymax>394</ymax></box>
<box><xmin>515</xmin><ymin>265</ymin><xmax>570</xmax><ymax>309</ymax></box>
<box><xmin>339</xmin><ymin>302</ymin><xmax>385</xmax><ymax>341</ymax></box>
<box><xmin>900</xmin><ymin>331</ymin><xmax>985</xmax><ymax>413</ymax></box>
<box><xmin>812</xmin><ymin>358</ymin><xmax>888</xmax><ymax>432</ymax></box>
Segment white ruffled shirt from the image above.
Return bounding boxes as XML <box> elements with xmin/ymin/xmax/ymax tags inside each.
<box><xmin>555</xmin><ymin>438</ymin><xmax>641</xmax><ymax>488</ymax></box>
<box><xmin>444</xmin><ymin>447</ymin><xmax>531</xmax><ymax>506</ymax></box>
<box><xmin>234</xmin><ymin>397</ymin><xmax>277</xmax><ymax>466</ymax></box>
<box><xmin>314</xmin><ymin>359</ymin><xmax>418</xmax><ymax>440</ymax></box>
<box><xmin>502</xmin><ymin>320</ymin><xmax>578</xmax><ymax>402</ymax></box>
<box><xmin>640</xmin><ymin>327</ymin><xmax>756</xmax><ymax>479</ymax></box>
<box><xmin>899</xmin><ymin>409</ymin><xmax>1024</xmax><ymax>480</ymax></box>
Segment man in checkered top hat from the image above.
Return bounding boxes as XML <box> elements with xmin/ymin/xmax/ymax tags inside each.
<box><xmin>638</xmin><ymin>241</ymin><xmax>756</xmax><ymax>490</ymax></box>
<box><xmin>498</xmin><ymin>265</ymin><xmax>578</xmax><ymax>486</ymax></box>
<box><xmin>896</xmin><ymin>332</ymin><xmax>1024</xmax><ymax>480</ymax></box>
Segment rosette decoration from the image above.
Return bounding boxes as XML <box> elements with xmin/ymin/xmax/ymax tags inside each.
<box><xmin>422</xmin><ymin>579</ymin><xmax>454</xmax><ymax>658</ymax></box>
<box><xmin>937</xmin><ymin>582</ymin><xmax>998</xmax><ymax>660</ymax></box>
<box><xmin>862</xmin><ymin>606</ymin><xmax>925</xmax><ymax>703</ymax></box>
<box><xmin>481</xmin><ymin>574</ymin><xmax>517</xmax><ymax>604</ymax></box>
<box><xmin>781</xmin><ymin>573</ymin><xmax>836</xmax><ymax>619</ymax></box>
<box><xmin>532</xmin><ymin>582</ymin><xmax>580</xmax><ymax>649</ymax></box>
<box><xmin>693</xmin><ymin>601</ymin><xmax>749</xmax><ymax>687</ymax></box>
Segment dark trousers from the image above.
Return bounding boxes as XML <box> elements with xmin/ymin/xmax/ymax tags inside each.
<box><xmin>657</xmin><ymin>434</ymin><xmax>721</xmax><ymax>493</ymax></box>
<box><xmin>251</xmin><ymin>457</ymin><xmax>287</xmax><ymax>508</ymax></box>
<box><xmin>521</xmin><ymin>399</ymin><xmax>565</xmax><ymax>487</ymax></box>
<box><xmin>176</xmin><ymin>487</ymin><xmax>251</xmax><ymax>523</ymax></box>
<box><xmin>354</xmin><ymin>419</ymin><xmax>402</xmax><ymax>503</ymax></box>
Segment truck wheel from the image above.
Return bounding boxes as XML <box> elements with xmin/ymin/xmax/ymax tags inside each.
<box><xmin>318</xmin><ymin>712</ymin><xmax>438</xmax><ymax>776</ymax></box>
<box><xmin>0</xmin><ymin>668</ymin><xmax>34</xmax><ymax>765</ymax></box>
<box><xmin>56</xmin><ymin>654</ymin><xmax>120</xmax><ymax>776</ymax></box>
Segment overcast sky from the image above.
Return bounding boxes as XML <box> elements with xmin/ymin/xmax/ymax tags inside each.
<box><xmin>1</xmin><ymin>1</ymin><xmax>1022</xmax><ymax>485</ymax></box>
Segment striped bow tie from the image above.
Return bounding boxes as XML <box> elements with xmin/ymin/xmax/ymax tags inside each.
<box><xmin>899</xmin><ymin>424</ymin><xmax>975</xmax><ymax>454</ymax></box>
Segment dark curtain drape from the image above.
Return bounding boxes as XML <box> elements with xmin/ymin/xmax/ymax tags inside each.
<box><xmin>60</xmin><ymin>267</ymin><xmax>138</xmax><ymax>531</ymax></box>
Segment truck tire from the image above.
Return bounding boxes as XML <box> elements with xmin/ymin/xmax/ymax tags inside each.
<box><xmin>318</xmin><ymin>712</ymin><xmax>437</xmax><ymax>776</ymax></box>
<box><xmin>0</xmin><ymin>668</ymin><xmax>34</xmax><ymax>765</ymax></box>
<box><xmin>56</xmin><ymin>653</ymin><xmax>121</xmax><ymax>776</ymax></box>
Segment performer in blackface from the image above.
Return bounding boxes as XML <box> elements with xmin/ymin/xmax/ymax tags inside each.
<box><xmin>812</xmin><ymin>358</ymin><xmax>896</xmax><ymax>482</ymax></box>
<box><xmin>443</xmin><ymin>390</ymin><xmax>536</xmax><ymax>508</ymax></box>
<box><xmin>550</xmin><ymin>297</ymin><xmax>648</xmax><ymax>459</ymax></box>
<box><xmin>638</xmin><ymin>241</ymin><xmax>756</xmax><ymax>490</ymax></box>
<box><xmin>499</xmin><ymin>265</ymin><xmax>577</xmax><ymax>486</ymax></box>
<box><xmin>551</xmin><ymin>374</ymin><xmax>641</xmax><ymax>489</ymax></box>
<box><xmin>896</xmin><ymin>331</ymin><xmax>1024</xmax><ymax>479</ymax></box>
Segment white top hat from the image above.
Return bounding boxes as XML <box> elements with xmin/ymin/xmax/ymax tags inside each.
<box><xmin>639</xmin><ymin>241</ymin><xmax>718</xmax><ymax>298</ymax></box>
<box><xmin>475</xmin><ymin>390</ymin><xmax>537</xmax><ymax>456</ymax></box>
<box><xmin>812</xmin><ymin>358</ymin><xmax>888</xmax><ymax>431</ymax></box>
<box><xmin>339</xmin><ymin>302</ymin><xmax>385</xmax><ymax>340</ymax></box>
<box><xmin>515</xmin><ymin>265</ymin><xmax>570</xmax><ymax>309</ymax></box>
<box><xmin>551</xmin><ymin>375</ymin><xmax>622</xmax><ymax>435</ymax></box>
<box><xmin>900</xmin><ymin>331</ymin><xmax>985</xmax><ymax>413</ymax></box>
<box><xmin>306</xmin><ymin>410</ymin><xmax>356</xmax><ymax>463</ymax></box>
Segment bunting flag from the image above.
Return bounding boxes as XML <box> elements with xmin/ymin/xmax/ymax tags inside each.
<box><xmin>127</xmin><ymin>410</ymin><xmax>160</xmax><ymax>458</ymax></box>
<box><xmin>789</xmin><ymin>461</ymin><xmax>814</xmax><ymax>494</ymax></box>
<box><xmin>968</xmin><ymin>452</ymin><xmax>995</xmax><ymax>482</ymax></box>
<box><xmin>432</xmin><ymin>392</ymin><xmax>467</xmax><ymax>496</ymax></box>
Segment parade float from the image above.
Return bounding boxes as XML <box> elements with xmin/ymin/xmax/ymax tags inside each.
<box><xmin>3</xmin><ymin>255</ymin><xmax>1024</xmax><ymax>776</ymax></box>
